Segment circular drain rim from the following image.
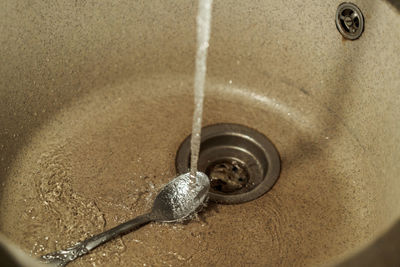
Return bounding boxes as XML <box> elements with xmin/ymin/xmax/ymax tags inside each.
<box><xmin>335</xmin><ymin>2</ymin><xmax>365</xmax><ymax>40</ymax></box>
<box><xmin>175</xmin><ymin>123</ymin><xmax>281</xmax><ymax>204</ymax></box>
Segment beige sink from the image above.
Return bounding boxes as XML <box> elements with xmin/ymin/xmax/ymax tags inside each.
<box><xmin>1</xmin><ymin>0</ymin><xmax>400</xmax><ymax>266</ymax></box>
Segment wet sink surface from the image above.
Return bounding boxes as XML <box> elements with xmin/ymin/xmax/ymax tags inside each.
<box><xmin>0</xmin><ymin>75</ymin><xmax>377</xmax><ymax>266</ymax></box>
<box><xmin>1</xmin><ymin>0</ymin><xmax>400</xmax><ymax>266</ymax></box>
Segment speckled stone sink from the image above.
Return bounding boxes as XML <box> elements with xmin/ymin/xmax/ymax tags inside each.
<box><xmin>1</xmin><ymin>1</ymin><xmax>400</xmax><ymax>266</ymax></box>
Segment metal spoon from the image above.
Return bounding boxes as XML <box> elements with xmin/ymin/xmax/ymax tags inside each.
<box><xmin>40</xmin><ymin>171</ymin><xmax>210</xmax><ymax>267</ymax></box>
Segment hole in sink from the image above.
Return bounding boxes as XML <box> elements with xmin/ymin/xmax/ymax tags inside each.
<box><xmin>206</xmin><ymin>159</ymin><xmax>250</xmax><ymax>193</ymax></box>
<box><xmin>175</xmin><ymin>123</ymin><xmax>281</xmax><ymax>204</ymax></box>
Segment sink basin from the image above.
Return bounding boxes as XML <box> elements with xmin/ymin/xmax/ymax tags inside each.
<box><xmin>1</xmin><ymin>1</ymin><xmax>400</xmax><ymax>266</ymax></box>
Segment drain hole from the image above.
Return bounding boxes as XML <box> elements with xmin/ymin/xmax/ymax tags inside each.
<box><xmin>175</xmin><ymin>123</ymin><xmax>281</xmax><ymax>204</ymax></box>
<box><xmin>206</xmin><ymin>160</ymin><xmax>250</xmax><ymax>193</ymax></box>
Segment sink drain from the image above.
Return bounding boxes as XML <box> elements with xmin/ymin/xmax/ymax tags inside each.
<box><xmin>175</xmin><ymin>123</ymin><xmax>281</xmax><ymax>204</ymax></box>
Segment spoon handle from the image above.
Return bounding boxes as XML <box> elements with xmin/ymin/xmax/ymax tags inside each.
<box><xmin>41</xmin><ymin>213</ymin><xmax>152</xmax><ymax>267</ymax></box>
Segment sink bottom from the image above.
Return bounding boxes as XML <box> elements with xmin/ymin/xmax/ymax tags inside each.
<box><xmin>0</xmin><ymin>74</ymin><xmax>373</xmax><ymax>266</ymax></box>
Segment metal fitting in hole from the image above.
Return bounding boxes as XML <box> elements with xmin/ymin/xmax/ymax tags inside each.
<box><xmin>175</xmin><ymin>123</ymin><xmax>281</xmax><ymax>204</ymax></box>
<box><xmin>335</xmin><ymin>2</ymin><xmax>365</xmax><ymax>40</ymax></box>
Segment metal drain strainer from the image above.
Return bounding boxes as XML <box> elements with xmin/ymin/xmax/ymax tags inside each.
<box><xmin>175</xmin><ymin>123</ymin><xmax>281</xmax><ymax>204</ymax></box>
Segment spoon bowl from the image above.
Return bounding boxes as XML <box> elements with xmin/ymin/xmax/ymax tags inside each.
<box><xmin>151</xmin><ymin>171</ymin><xmax>210</xmax><ymax>222</ymax></box>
